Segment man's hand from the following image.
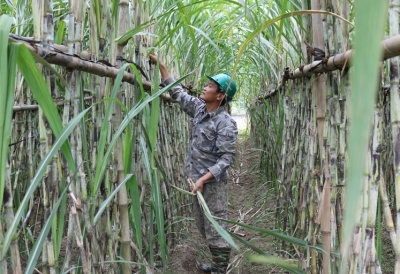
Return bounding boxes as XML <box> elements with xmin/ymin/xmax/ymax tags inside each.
<box><xmin>191</xmin><ymin>179</ymin><xmax>205</xmax><ymax>194</ymax></box>
<box><xmin>148</xmin><ymin>52</ymin><xmax>170</xmax><ymax>80</ymax></box>
<box><xmin>149</xmin><ymin>52</ymin><xmax>159</xmax><ymax>65</ymax></box>
<box><xmin>190</xmin><ymin>172</ymin><xmax>215</xmax><ymax>194</ymax></box>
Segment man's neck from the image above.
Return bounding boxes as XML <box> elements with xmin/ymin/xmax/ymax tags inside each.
<box><xmin>205</xmin><ymin>102</ymin><xmax>221</xmax><ymax>113</ymax></box>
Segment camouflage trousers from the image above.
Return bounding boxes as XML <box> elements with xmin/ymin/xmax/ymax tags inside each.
<box><xmin>193</xmin><ymin>179</ymin><xmax>230</xmax><ymax>249</ymax></box>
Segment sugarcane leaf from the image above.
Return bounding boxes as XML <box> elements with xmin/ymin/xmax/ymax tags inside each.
<box><xmin>111</xmin><ymin>0</ymin><xmax>120</xmax><ymax>38</ymax></box>
<box><xmin>93</xmin><ymin>174</ymin><xmax>133</xmax><ymax>223</ymax></box>
<box><xmin>248</xmin><ymin>254</ymin><xmax>306</xmax><ymax>274</ymax></box>
<box><xmin>127</xmin><ymin>175</ymin><xmax>143</xmax><ymax>258</ymax></box>
<box><xmin>129</xmin><ymin>60</ymin><xmax>147</xmax><ymax>100</ymax></box>
<box><xmin>341</xmin><ymin>0</ymin><xmax>388</xmax><ymax>272</ymax></box>
<box><xmin>123</xmin><ymin>125</ymin><xmax>132</xmax><ymax>174</ymax></box>
<box><xmin>54</xmin><ymin>175</ymin><xmax>68</xmax><ymax>260</ymax></box>
<box><xmin>16</xmin><ymin>43</ymin><xmax>76</xmax><ymax>174</ymax></box>
<box><xmin>55</xmin><ymin>19</ymin><xmax>66</xmax><ymax>45</ymax></box>
<box><xmin>139</xmin><ymin>136</ymin><xmax>166</xmax><ymax>264</ymax></box>
<box><xmin>116</xmin><ymin>21</ymin><xmax>154</xmax><ymax>44</ymax></box>
<box><xmin>138</xmin><ymin>120</ymin><xmax>169</xmax><ymax>180</ymax></box>
<box><xmin>148</xmin><ymin>60</ymin><xmax>161</xmax><ymax>161</ymax></box>
<box><xmin>171</xmin><ymin>185</ymin><xmax>196</xmax><ymax>196</ymax></box>
<box><xmin>0</xmin><ymin>15</ymin><xmax>16</xmax><ymax>209</ymax></box>
<box><xmin>93</xmin><ymin>63</ymin><xmax>131</xmax><ymax>194</ymax></box>
<box><xmin>92</xmin><ymin>0</ymin><xmax>101</xmax><ymax>38</ymax></box>
<box><xmin>0</xmin><ymin>108</ymin><xmax>89</xmax><ymax>259</ymax></box>
<box><xmin>220</xmin><ymin>218</ymin><xmax>307</xmax><ymax>248</ymax></box>
<box><xmin>140</xmin><ymin>136</ymin><xmax>152</xmax><ymax>182</ymax></box>
<box><xmin>189</xmin><ymin>25</ymin><xmax>221</xmax><ymax>56</ymax></box>
<box><xmin>229</xmin><ymin>231</ymin><xmax>269</xmax><ymax>255</ymax></box>
<box><xmin>196</xmin><ymin>191</ymin><xmax>239</xmax><ymax>250</ymax></box>
<box><xmin>152</xmin><ymin>170</ymin><xmax>168</xmax><ymax>268</ymax></box>
<box><xmin>29</xmin><ymin>50</ymin><xmax>68</xmax><ymax>87</ymax></box>
<box><xmin>93</xmin><ymin>73</ymin><xmax>191</xmax><ymax>195</ymax></box>
<box><xmin>233</xmin><ymin>10</ymin><xmax>353</xmax><ymax>77</ymax></box>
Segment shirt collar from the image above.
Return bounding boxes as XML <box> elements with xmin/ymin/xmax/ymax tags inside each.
<box><xmin>198</xmin><ymin>102</ymin><xmax>225</xmax><ymax>119</ymax></box>
<box><xmin>208</xmin><ymin>106</ymin><xmax>225</xmax><ymax>118</ymax></box>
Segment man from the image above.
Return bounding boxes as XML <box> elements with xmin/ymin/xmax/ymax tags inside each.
<box><xmin>149</xmin><ymin>53</ymin><xmax>238</xmax><ymax>274</ymax></box>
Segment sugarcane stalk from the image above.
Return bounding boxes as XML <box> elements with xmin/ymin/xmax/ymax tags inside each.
<box><xmin>325</xmin><ymin>2</ymin><xmax>341</xmax><ymax>262</ymax></box>
<box><xmin>370</xmin><ymin>232</ymin><xmax>377</xmax><ymax>274</ymax></box>
<box><xmin>389</xmin><ymin>0</ymin><xmax>400</xmax><ymax>272</ymax></box>
<box><xmin>32</xmin><ymin>1</ymin><xmax>51</xmax><ymax>272</ymax></box>
<box><xmin>44</xmin><ymin>1</ymin><xmax>58</xmax><ymax>272</ymax></box>
<box><xmin>105</xmin><ymin>178</ymin><xmax>116</xmax><ymax>274</ymax></box>
<box><xmin>379</xmin><ymin>175</ymin><xmax>397</xmax><ymax>247</ymax></box>
<box><xmin>87</xmin><ymin>0</ymin><xmax>98</xmax><ymax>56</ymax></box>
<box><xmin>115</xmin><ymin>1</ymin><xmax>132</xmax><ymax>273</ymax></box>
<box><xmin>0</xmin><ymin>223</ymin><xmax>6</xmax><ymax>271</ymax></box>
<box><xmin>365</xmin><ymin>104</ymin><xmax>384</xmax><ymax>270</ymax></box>
<box><xmin>310</xmin><ymin>0</ymin><xmax>329</xmax><ymax>269</ymax></box>
<box><xmin>3</xmin><ymin>1</ymin><xmax>192</xmax><ymax>273</ymax></box>
<box><xmin>286</xmin><ymin>34</ymin><xmax>400</xmax><ymax>79</ymax></box>
<box><xmin>25</xmin><ymin>78</ymin><xmax>35</xmax><ymax>267</ymax></box>
<box><xmin>307</xmin><ymin>84</ymin><xmax>318</xmax><ymax>273</ymax></box>
<box><xmin>9</xmin><ymin>38</ymin><xmax>152</xmax><ymax>90</ymax></box>
<box><xmin>62</xmin><ymin>2</ymin><xmax>80</xmax><ymax>272</ymax></box>
<box><xmin>349</xmin><ymin>225</ymin><xmax>362</xmax><ymax>274</ymax></box>
<box><xmin>39</xmin><ymin>106</ymin><xmax>50</xmax><ymax>274</ymax></box>
<box><xmin>337</xmin><ymin>74</ymin><xmax>350</xmax><ymax>260</ymax></box>
<box><xmin>90</xmin><ymin>57</ymin><xmax>105</xmax><ymax>271</ymax></box>
<box><xmin>31</xmin><ymin>0</ymin><xmax>42</xmax><ymax>40</ymax></box>
<box><xmin>4</xmin><ymin>161</ymin><xmax>22</xmax><ymax>273</ymax></box>
<box><xmin>74</xmin><ymin>71</ymin><xmax>95</xmax><ymax>269</ymax></box>
<box><xmin>70</xmin><ymin>193</ymin><xmax>89</xmax><ymax>274</ymax></box>
<box><xmin>73</xmin><ymin>2</ymin><xmax>97</xmax><ymax>270</ymax></box>
<box><xmin>332</xmin><ymin>0</ymin><xmax>349</xmax><ymax>53</ymax></box>
<box><xmin>361</xmin><ymin>228</ymin><xmax>373</xmax><ymax>274</ymax></box>
<box><xmin>360</xmin><ymin>150</ymin><xmax>371</xmax><ymax>273</ymax></box>
<box><xmin>373</xmin><ymin>233</ymin><xmax>383</xmax><ymax>274</ymax></box>
<box><xmin>9</xmin><ymin>113</ymin><xmax>26</xmax><ymax>273</ymax></box>
<box><xmin>329</xmin><ymin>111</ymin><xmax>338</xmax><ymax>269</ymax></box>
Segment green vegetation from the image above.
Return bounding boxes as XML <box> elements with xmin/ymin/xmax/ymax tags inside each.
<box><xmin>0</xmin><ymin>0</ymin><xmax>398</xmax><ymax>273</ymax></box>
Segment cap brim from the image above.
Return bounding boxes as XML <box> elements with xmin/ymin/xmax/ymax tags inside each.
<box><xmin>205</xmin><ymin>75</ymin><xmax>226</xmax><ymax>93</ymax></box>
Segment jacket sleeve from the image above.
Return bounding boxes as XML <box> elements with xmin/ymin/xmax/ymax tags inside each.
<box><xmin>163</xmin><ymin>75</ymin><xmax>202</xmax><ymax>118</ymax></box>
<box><xmin>208</xmin><ymin>118</ymin><xmax>238</xmax><ymax>181</ymax></box>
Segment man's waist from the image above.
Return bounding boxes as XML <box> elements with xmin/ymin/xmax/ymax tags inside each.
<box><xmin>185</xmin><ymin>169</ymin><xmax>228</xmax><ymax>183</ymax></box>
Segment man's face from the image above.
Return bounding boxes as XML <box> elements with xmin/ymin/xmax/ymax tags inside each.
<box><xmin>200</xmin><ymin>80</ymin><xmax>225</xmax><ymax>103</ymax></box>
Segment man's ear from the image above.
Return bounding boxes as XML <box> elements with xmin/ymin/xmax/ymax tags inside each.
<box><xmin>217</xmin><ymin>93</ymin><xmax>226</xmax><ymax>101</ymax></box>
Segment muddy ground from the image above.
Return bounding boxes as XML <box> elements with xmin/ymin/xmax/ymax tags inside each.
<box><xmin>165</xmin><ymin>136</ymin><xmax>281</xmax><ymax>274</ymax></box>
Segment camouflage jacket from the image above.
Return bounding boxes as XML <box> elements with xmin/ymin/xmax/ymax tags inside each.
<box><xmin>164</xmin><ymin>76</ymin><xmax>238</xmax><ymax>183</ymax></box>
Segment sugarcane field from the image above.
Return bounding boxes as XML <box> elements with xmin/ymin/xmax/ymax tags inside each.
<box><xmin>1</xmin><ymin>0</ymin><xmax>400</xmax><ymax>273</ymax></box>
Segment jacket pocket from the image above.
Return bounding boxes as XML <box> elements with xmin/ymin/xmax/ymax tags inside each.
<box><xmin>195</xmin><ymin>127</ymin><xmax>217</xmax><ymax>153</ymax></box>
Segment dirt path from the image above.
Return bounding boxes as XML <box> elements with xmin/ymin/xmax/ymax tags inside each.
<box><xmin>166</xmin><ymin>137</ymin><xmax>277</xmax><ymax>274</ymax></box>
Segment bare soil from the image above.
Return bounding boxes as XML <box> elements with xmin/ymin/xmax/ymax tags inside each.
<box><xmin>166</xmin><ymin>137</ymin><xmax>280</xmax><ymax>274</ymax></box>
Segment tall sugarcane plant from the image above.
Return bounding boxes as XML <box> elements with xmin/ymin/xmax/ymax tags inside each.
<box><xmin>248</xmin><ymin>0</ymin><xmax>399</xmax><ymax>273</ymax></box>
<box><xmin>1</xmin><ymin>0</ymin><xmax>191</xmax><ymax>271</ymax></box>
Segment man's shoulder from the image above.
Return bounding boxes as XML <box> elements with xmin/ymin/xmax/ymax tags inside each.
<box><xmin>215</xmin><ymin>110</ymin><xmax>236</xmax><ymax>123</ymax></box>
<box><xmin>212</xmin><ymin>111</ymin><xmax>237</xmax><ymax>133</ymax></box>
